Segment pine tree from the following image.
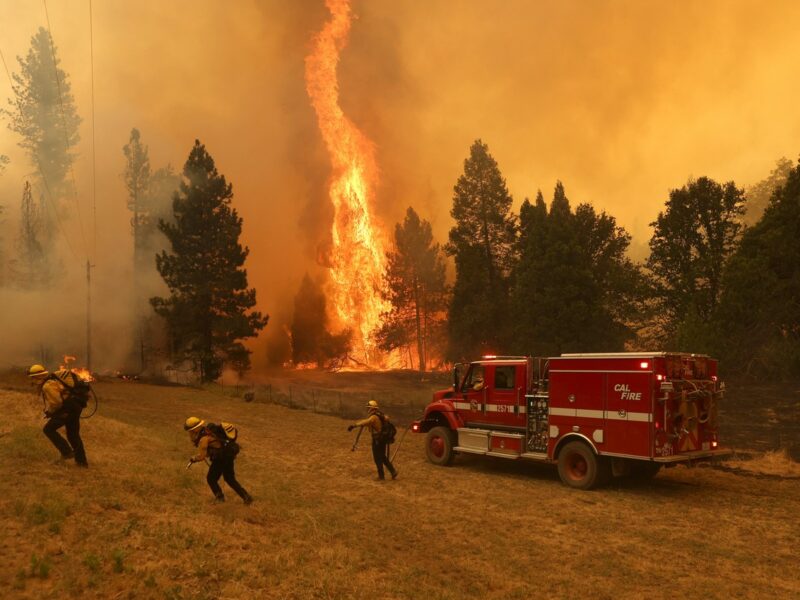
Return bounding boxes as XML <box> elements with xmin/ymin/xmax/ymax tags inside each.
<box><xmin>714</xmin><ymin>160</ymin><xmax>800</xmax><ymax>378</ymax></box>
<box><xmin>122</xmin><ymin>128</ymin><xmax>151</xmax><ymax>279</ymax></box>
<box><xmin>377</xmin><ymin>207</ymin><xmax>448</xmax><ymax>372</ymax></box>
<box><xmin>290</xmin><ymin>274</ymin><xmax>350</xmax><ymax>368</ymax></box>
<box><xmin>446</xmin><ymin>140</ymin><xmax>517</xmax><ymax>359</ymax></box>
<box><xmin>10</xmin><ymin>181</ymin><xmax>47</xmax><ymax>289</ymax></box>
<box><xmin>647</xmin><ymin>177</ymin><xmax>744</xmax><ymax>348</ymax></box>
<box><xmin>151</xmin><ymin>140</ymin><xmax>267</xmax><ymax>381</ymax></box>
<box><xmin>3</xmin><ymin>27</ymin><xmax>81</xmax><ymax>204</ymax></box>
<box><xmin>512</xmin><ymin>183</ymin><xmax>644</xmax><ymax>355</ymax></box>
<box><xmin>511</xmin><ymin>192</ymin><xmax>548</xmax><ymax>351</ymax></box>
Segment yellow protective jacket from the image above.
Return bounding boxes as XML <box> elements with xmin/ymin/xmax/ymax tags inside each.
<box><xmin>354</xmin><ymin>413</ymin><xmax>388</xmax><ymax>440</ymax></box>
<box><xmin>41</xmin><ymin>370</ymin><xmax>72</xmax><ymax>415</ymax></box>
<box><xmin>41</xmin><ymin>370</ymin><xmax>84</xmax><ymax>415</ymax></box>
<box><xmin>192</xmin><ymin>432</ymin><xmax>224</xmax><ymax>462</ymax></box>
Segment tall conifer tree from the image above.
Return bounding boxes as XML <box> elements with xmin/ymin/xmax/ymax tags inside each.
<box><xmin>151</xmin><ymin>140</ymin><xmax>267</xmax><ymax>381</ymax></box>
<box><xmin>512</xmin><ymin>183</ymin><xmax>643</xmax><ymax>355</ymax></box>
<box><xmin>446</xmin><ymin>140</ymin><xmax>516</xmax><ymax>359</ymax></box>
<box><xmin>3</xmin><ymin>27</ymin><xmax>80</xmax><ymax>204</ymax></box>
<box><xmin>377</xmin><ymin>207</ymin><xmax>448</xmax><ymax>372</ymax></box>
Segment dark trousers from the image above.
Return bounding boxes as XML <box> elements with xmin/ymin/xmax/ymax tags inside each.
<box><xmin>371</xmin><ymin>439</ymin><xmax>396</xmax><ymax>479</ymax></box>
<box><xmin>43</xmin><ymin>410</ymin><xmax>87</xmax><ymax>465</ymax></box>
<box><xmin>207</xmin><ymin>453</ymin><xmax>250</xmax><ymax>501</ymax></box>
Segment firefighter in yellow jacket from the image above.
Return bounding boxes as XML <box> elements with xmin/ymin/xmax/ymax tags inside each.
<box><xmin>184</xmin><ymin>417</ymin><xmax>252</xmax><ymax>504</ymax></box>
<box><xmin>348</xmin><ymin>400</ymin><xmax>398</xmax><ymax>480</ymax></box>
<box><xmin>28</xmin><ymin>364</ymin><xmax>89</xmax><ymax>467</ymax></box>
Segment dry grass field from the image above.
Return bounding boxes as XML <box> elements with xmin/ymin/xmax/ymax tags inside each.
<box><xmin>1</xmin><ymin>373</ymin><xmax>798</xmax><ymax>599</ymax></box>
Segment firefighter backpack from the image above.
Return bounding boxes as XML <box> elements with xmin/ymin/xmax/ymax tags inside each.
<box><xmin>52</xmin><ymin>371</ymin><xmax>92</xmax><ymax>410</ymax></box>
<box><xmin>207</xmin><ymin>422</ymin><xmax>240</xmax><ymax>457</ymax></box>
<box><xmin>377</xmin><ymin>413</ymin><xmax>397</xmax><ymax>444</ymax></box>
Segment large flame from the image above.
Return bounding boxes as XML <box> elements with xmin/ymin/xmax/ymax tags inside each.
<box><xmin>59</xmin><ymin>355</ymin><xmax>94</xmax><ymax>382</ymax></box>
<box><xmin>305</xmin><ymin>0</ymin><xmax>389</xmax><ymax>365</ymax></box>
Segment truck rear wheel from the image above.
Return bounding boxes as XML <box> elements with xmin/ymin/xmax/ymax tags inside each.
<box><xmin>425</xmin><ymin>426</ymin><xmax>455</xmax><ymax>466</ymax></box>
<box><xmin>557</xmin><ymin>441</ymin><xmax>604</xmax><ymax>490</ymax></box>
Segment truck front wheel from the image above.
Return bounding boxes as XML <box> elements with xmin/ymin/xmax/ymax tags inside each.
<box><xmin>425</xmin><ymin>426</ymin><xmax>455</xmax><ymax>466</ymax></box>
<box><xmin>557</xmin><ymin>441</ymin><xmax>605</xmax><ymax>490</ymax></box>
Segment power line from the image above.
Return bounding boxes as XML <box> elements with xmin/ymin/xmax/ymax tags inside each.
<box><xmin>43</xmin><ymin>0</ymin><xmax>89</xmax><ymax>258</ymax></box>
<box><xmin>0</xmin><ymin>45</ymin><xmax>79</xmax><ymax>260</ymax></box>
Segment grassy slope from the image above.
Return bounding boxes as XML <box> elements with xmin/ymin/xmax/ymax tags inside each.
<box><xmin>1</xmin><ymin>378</ymin><xmax>798</xmax><ymax>600</ymax></box>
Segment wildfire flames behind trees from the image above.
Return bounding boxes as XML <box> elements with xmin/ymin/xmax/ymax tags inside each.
<box><xmin>376</xmin><ymin>207</ymin><xmax>448</xmax><ymax>372</ymax></box>
<box><xmin>0</xmin><ymin>5</ymin><xmax>799</xmax><ymax>381</ymax></box>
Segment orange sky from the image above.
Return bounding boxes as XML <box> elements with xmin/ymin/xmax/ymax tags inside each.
<box><xmin>1</xmin><ymin>0</ymin><xmax>799</xmax><ymax>369</ymax></box>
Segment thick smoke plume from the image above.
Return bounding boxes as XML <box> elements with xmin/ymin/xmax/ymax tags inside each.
<box><xmin>1</xmin><ymin>0</ymin><xmax>799</xmax><ymax>372</ymax></box>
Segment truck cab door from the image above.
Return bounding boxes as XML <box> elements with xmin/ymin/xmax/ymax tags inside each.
<box><xmin>487</xmin><ymin>364</ymin><xmax>524</xmax><ymax>427</ymax></box>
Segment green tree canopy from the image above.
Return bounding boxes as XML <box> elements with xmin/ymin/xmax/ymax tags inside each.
<box><xmin>446</xmin><ymin>140</ymin><xmax>517</xmax><ymax>359</ymax></box>
<box><xmin>377</xmin><ymin>207</ymin><xmax>448</xmax><ymax>371</ymax></box>
<box><xmin>714</xmin><ymin>160</ymin><xmax>800</xmax><ymax>378</ymax></box>
<box><xmin>512</xmin><ymin>183</ymin><xmax>644</xmax><ymax>355</ymax></box>
<box><xmin>151</xmin><ymin>140</ymin><xmax>267</xmax><ymax>381</ymax></box>
<box><xmin>646</xmin><ymin>176</ymin><xmax>744</xmax><ymax>348</ymax></box>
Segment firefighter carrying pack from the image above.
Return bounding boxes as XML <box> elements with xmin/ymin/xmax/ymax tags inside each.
<box><xmin>51</xmin><ymin>370</ymin><xmax>92</xmax><ymax>410</ymax></box>
<box><xmin>376</xmin><ymin>412</ymin><xmax>397</xmax><ymax>444</ymax></box>
<box><xmin>207</xmin><ymin>422</ymin><xmax>240</xmax><ymax>457</ymax></box>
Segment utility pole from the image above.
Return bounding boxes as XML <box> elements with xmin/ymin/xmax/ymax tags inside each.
<box><xmin>87</xmin><ymin>260</ymin><xmax>94</xmax><ymax>371</ymax></box>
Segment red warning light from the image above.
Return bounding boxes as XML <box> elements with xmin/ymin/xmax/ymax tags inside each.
<box><xmin>640</xmin><ymin>361</ymin><xmax>649</xmax><ymax>369</ymax></box>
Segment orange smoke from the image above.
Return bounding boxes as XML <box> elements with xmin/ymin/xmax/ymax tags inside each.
<box><xmin>305</xmin><ymin>0</ymin><xmax>389</xmax><ymax>365</ymax></box>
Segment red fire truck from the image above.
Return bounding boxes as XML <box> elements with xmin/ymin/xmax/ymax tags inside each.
<box><xmin>411</xmin><ymin>352</ymin><xmax>729</xmax><ymax>489</ymax></box>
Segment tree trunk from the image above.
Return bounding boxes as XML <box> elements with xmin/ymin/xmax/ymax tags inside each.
<box><xmin>413</xmin><ymin>275</ymin><xmax>425</xmax><ymax>373</ymax></box>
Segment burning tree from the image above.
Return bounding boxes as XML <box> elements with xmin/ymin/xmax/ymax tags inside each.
<box><xmin>377</xmin><ymin>207</ymin><xmax>448</xmax><ymax>372</ymax></box>
<box><xmin>151</xmin><ymin>140</ymin><xmax>267</xmax><ymax>381</ymax></box>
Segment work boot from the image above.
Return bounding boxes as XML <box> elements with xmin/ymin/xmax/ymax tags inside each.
<box><xmin>390</xmin><ymin>468</ymin><xmax>399</xmax><ymax>480</ymax></box>
<box><xmin>214</xmin><ymin>494</ymin><xmax>225</xmax><ymax>503</ymax></box>
<box><xmin>75</xmin><ymin>460</ymin><xmax>89</xmax><ymax>468</ymax></box>
<box><xmin>242</xmin><ymin>494</ymin><xmax>253</xmax><ymax>506</ymax></box>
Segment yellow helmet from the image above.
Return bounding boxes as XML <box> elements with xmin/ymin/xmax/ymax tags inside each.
<box><xmin>366</xmin><ymin>399</ymin><xmax>379</xmax><ymax>410</ymax></box>
<box><xmin>28</xmin><ymin>364</ymin><xmax>49</xmax><ymax>378</ymax></box>
<box><xmin>183</xmin><ymin>416</ymin><xmax>205</xmax><ymax>432</ymax></box>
